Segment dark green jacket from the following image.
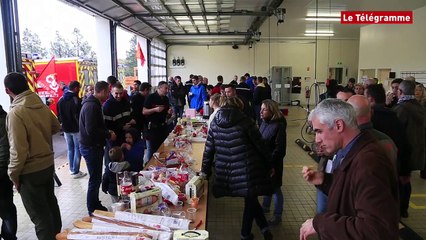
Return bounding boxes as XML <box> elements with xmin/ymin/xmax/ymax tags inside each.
<box><xmin>0</xmin><ymin>105</ymin><xmax>9</xmax><ymax>176</ymax></box>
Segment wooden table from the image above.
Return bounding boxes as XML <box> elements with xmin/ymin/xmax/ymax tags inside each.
<box><xmin>56</xmin><ymin>138</ymin><xmax>208</xmax><ymax>239</ymax></box>
<box><xmin>145</xmin><ymin>141</ymin><xmax>208</xmax><ymax>230</ymax></box>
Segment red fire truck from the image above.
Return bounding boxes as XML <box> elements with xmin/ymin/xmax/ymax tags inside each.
<box><xmin>22</xmin><ymin>56</ymin><xmax>97</xmax><ymax>115</ymax></box>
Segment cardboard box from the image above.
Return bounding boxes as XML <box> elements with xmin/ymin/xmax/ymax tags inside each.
<box><xmin>129</xmin><ymin>187</ymin><xmax>162</xmax><ymax>214</ymax></box>
<box><xmin>185</xmin><ymin>176</ymin><xmax>204</xmax><ymax>203</ymax></box>
<box><xmin>185</xmin><ymin>108</ymin><xmax>196</xmax><ymax>118</ymax></box>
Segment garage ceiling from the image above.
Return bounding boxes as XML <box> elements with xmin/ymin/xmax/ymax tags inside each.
<box><xmin>60</xmin><ymin>0</ymin><xmax>426</xmax><ymax>45</ymax></box>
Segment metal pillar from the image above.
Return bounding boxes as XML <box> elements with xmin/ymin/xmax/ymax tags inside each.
<box><xmin>147</xmin><ymin>39</ymin><xmax>151</xmax><ymax>84</ymax></box>
<box><xmin>1</xmin><ymin>0</ymin><xmax>22</xmax><ymax>73</ymax></box>
<box><xmin>110</xmin><ymin>21</ymin><xmax>118</xmax><ymax>77</ymax></box>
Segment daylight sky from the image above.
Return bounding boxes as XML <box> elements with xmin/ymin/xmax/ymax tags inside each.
<box><xmin>17</xmin><ymin>0</ymin><xmax>134</xmax><ymax>59</ymax></box>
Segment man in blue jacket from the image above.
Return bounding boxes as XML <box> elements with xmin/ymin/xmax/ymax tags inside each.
<box><xmin>189</xmin><ymin>76</ymin><xmax>207</xmax><ymax>112</ymax></box>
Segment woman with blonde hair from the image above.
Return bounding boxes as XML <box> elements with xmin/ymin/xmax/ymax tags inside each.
<box><xmin>259</xmin><ymin>99</ymin><xmax>287</xmax><ymax>225</ymax></box>
<box><xmin>202</xmin><ymin>96</ymin><xmax>273</xmax><ymax>240</ymax></box>
<box><xmin>415</xmin><ymin>82</ymin><xmax>426</xmax><ymax>107</ymax></box>
<box><xmin>354</xmin><ymin>83</ymin><xmax>364</xmax><ymax>95</ymax></box>
<box><xmin>207</xmin><ymin>93</ymin><xmax>222</xmax><ymax>128</ymax></box>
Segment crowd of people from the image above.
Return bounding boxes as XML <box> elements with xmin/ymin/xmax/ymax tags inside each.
<box><xmin>0</xmin><ymin>70</ymin><xmax>425</xmax><ymax>240</ymax></box>
<box><xmin>0</xmin><ymin>71</ymin><xmax>284</xmax><ymax>240</ymax></box>
<box><xmin>301</xmin><ymin>76</ymin><xmax>426</xmax><ymax>239</ymax></box>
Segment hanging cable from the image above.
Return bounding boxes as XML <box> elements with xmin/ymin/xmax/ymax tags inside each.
<box><xmin>268</xmin><ymin>17</ymin><xmax>271</xmax><ymax>73</ymax></box>
<box><xmin>253</xmin><ymin>43</ymin><xmax>256</xmax><ymax>74</ymax></box>
<box><xmin>297</xmin><ymin>0</ymin><xmax>321</xmax><ymax>145</ymax></box>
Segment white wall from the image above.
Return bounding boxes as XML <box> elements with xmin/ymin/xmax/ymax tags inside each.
<box><xmin>0</xmin><ymin>10</ymin><xmax>11</xmax><ymax>111</ymax></box>
<box><xmin>136</xmin><ymin>36</ymin><xmax>148</xmax><ymax>83</ymax></box>
<box><xmin>359</xmin><ymin>5</ymin><xmax>426</xmax><ymax>79</ymax></box>
<box><xmin>95</xmin><ymin>17</ymin><xmax>112</xmax><ymax>81</ymax></box>
<box><xmin>168</xmin><ymin>39</ymin><xmax>359</xmax><ymax>104</ymax></box>
<box><xmin>168</xmin><ymin>44</ymin><xmax>251</xmax><ymax>83</ymax></box>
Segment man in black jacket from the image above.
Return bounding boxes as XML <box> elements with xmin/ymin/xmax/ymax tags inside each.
<box><xmin>170</xmin><ymin>76</ymin><xmax>186</xmax><ymax>122</ymax></box>
<box><xmin>79</xmin><ymin>81</ymin><xmax>116</xmax><ymax>215</ymax></box>
<box><xmin>103</xmin><ymin>83</ymin><xmax>135</xmax><ymax>167</ymax></box>
<box><xmin>57</xmin><ymin>81</ymin><xmax>86</xmax><ymax>179</ymax></box>
<box><xmin>143</xmin><ymin>81</ymin><xmax>171</xmax><ymax>162</ymax></box>
<box><xmin>225</xmin><ymin>84</ymin><xmax>254</xmax><ymax>119</ymax></box>
<box><xmin>184</xmin><ymin>74</ymin><xmax>194</xmax><ymax>105</ymax></box>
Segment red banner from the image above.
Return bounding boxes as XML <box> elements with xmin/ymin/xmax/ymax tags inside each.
<box><xmin>341</xmin><ymin>11</ymin><xmax>413</xmax><ymax>24</ymax></box>
<box><xmin>136</xmin><ymin>42</ymin><xmax>145</xmax><ymax>67</ymax></box>
<box><xmin>36</xmin><ymin>57</ymin><xmax>60</xmax><ymax>98</ymax></box>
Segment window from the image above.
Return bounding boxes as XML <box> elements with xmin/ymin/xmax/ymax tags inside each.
<box><xmin>150</xmin><ymin>38</ymin><xmax>167</xmax><ymax>86</ymax></box>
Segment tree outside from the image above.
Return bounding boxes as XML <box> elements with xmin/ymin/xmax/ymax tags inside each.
<box><xmin>124</xmin><ymin>35</ymin><xmax>137</xmax><ymax>76</ymax></box>
<box><xmin>21</xmin><ymin>28</ymin><xmax>48</xmax><ymax>58</ymax></box>
<box><xmin>50</xmin><ymin>31</ymin><xmax>72</xmax><ymax>58</ymax></box>
<box><xmin>48</xmin><ymin>29</ymin><xmax>96</xmax><ymax>59</ymax></box>
<box><xmin>21</xmin><ymin>27</ymin><xmax>97</xmax><ymax>60</ymax></box>
<box><xmin>70</xmin><ymin>27</ymin><xmax>93</xmax><ymax>59</ymax></box>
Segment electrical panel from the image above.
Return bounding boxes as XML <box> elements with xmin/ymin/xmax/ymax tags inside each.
<box><xmin>271</xmin><ymin>66</ymin><xmax>292</xmax><ymax>105</ymax></box>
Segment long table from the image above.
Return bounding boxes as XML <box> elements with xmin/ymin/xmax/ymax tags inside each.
<box><xmin>56</xmin><ymin>139</ymin><xmax>208</xmax><ymax>239</ymax></box>
<box><xmin>145</xmin><ymin>141</ymin><xmax>208</xmax><ymax>230</ymax></box>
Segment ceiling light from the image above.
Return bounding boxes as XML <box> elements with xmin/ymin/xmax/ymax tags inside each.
<box><xmin>305</xmin><ymin>30</ymin><xmax>334</xmax><ymax>34</ymax></box>
<box><xmin>306</xmin><ymin>12</ymin><xmax>341</xmax><ymax>17</ymax></box>
<box><xmin>150</xmin><ymin>5</ymin><xmax>163</xmax><ymax>11</ymax></box>
<box><xmin>305</xmin><ymin>17</ymin><xmax>340</xmax><ymax>22</ymax></box>
<box><xmin>304</xmin><ymin>33</ymin><xmax>335</xmax><ymax>36</ymax></box>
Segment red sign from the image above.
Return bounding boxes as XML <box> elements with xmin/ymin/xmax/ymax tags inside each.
<box><xmin>341</xmin><ymin>11</ymin><xmax>413</xmax><ymax>24</ymax></box>
<box><xmin>35</xmin><ymin>58</ymin><xmax>79</xmax><ymax>115</ymax></box>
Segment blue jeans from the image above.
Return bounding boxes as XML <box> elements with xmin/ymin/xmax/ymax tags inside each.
<box><xmin>64</xmin><ymin>132</ymin><xmax>81</xmax><ymax>174</ymax></box>
<box><xmin>146</xmin><ymin>127</ymin><xmax>168</xmax><ymax>162</ymax></box>
<box><xmin>316</xmin><ymin>189</ymin><xmax>328</xmax><ymax>214</ymax></box>
<box><xmin>80</xmin><ymin>145</ymin><xmax>104</xmax><ymax>213</ymax></box>
<box><xmin>144</xmin><ymin>140</ymin><xmax>152</xmax><ymax>166</ymax></box>
<box><xmin>174</xmin><ymin>106</ymin><xmax>184</xmax><ymax>120</ymax></box>
<box><xmin>262</xmin><ymin>187</ymin><xmax>284</xmax><ymax>217</ymax></box>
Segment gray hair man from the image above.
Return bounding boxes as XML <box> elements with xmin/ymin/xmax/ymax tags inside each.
<box><xmin>300</xmin><ymin>99</ymin><xmax>398</xmax><ymax>240</ymax></box>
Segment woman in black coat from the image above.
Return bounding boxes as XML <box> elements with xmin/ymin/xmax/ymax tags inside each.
<box><xmin>202</xmin><ymin>96</ymin><xmax>273</xmax><ymax>240</ymax></box>
<box><xmin>259</xmin><ymin>99</ymin><xmax>287</xmax><ymax>225</ymax></box>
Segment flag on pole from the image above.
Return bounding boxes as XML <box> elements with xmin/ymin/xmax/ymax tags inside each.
<box><xmin>136</xmin><ymin>42</ymin><xmax>145</xmax><ymax>67</ymax></box>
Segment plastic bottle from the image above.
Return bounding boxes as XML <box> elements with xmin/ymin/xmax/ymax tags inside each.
<box><xmin>176</xmin><ymin>57</ymin><xmax>181</xmax><ymax>66</ymax></box>
<box><xmin>182</xmin><ymin>113</ymin><xmax>187</xmax><ymax>127</ymax></box>
<box><xmin>120</xmin><ymin>171</ymin><xmax>133</xmax><ymax>200</ymax></box>
<box><xmin>172</xmin><ymin>57</ymin><xmax>177</xmax><ymax>66</ymax></box>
